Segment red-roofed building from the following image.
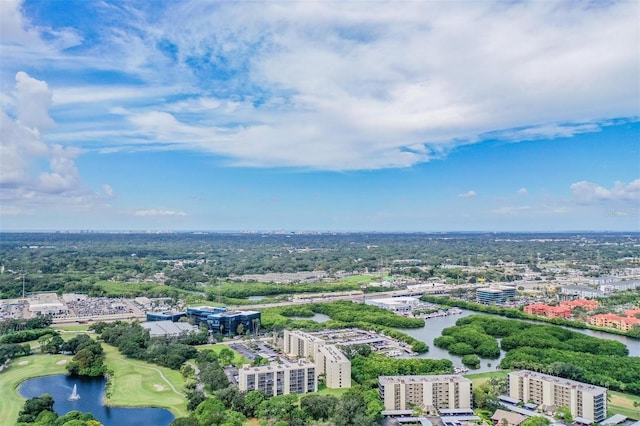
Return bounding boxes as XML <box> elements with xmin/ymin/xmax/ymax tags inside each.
<box><xmin>624</xmin><ymin>308</ymin><xmax>640</xmax><ymax>318</ymax></box>
<box><xmin>560</xmin><ymin>299</ymin><xmax>600</xmax><ymax>311</ymax></box>
<box><xmin>524</xmin><ymin>304</ymin><xmax>571</xmax><ymax>319</ymax></box>
<box><xmin>588</xmin><ymin>314</ymin><xmax>640</xmax><ymax>331</ymax></box>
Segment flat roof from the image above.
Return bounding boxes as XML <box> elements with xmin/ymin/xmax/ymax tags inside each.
<box><xmin>602</xmin><ymin>414</ymin><xmax>627</xmax><ymax>425</ymax></box>
<box><xmin>509</xmin><ymin>370</ymin><xmax>607</xmax><ymax>395</ymax></box>
<box><xmin>380</xmin><ymin>374</ymin><xmax>471</xmax><ymax>385</ymax></box>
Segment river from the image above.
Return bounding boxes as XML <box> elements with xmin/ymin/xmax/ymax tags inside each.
<box><xmin>395</xmin><ymin>309</ymin><xmax>640</xmax><ymax>373</ymax></box>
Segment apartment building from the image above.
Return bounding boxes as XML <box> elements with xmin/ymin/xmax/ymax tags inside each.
<box><xmin>524</xmin><ymin>304</ymin><xmax>571</xmax><ymax>319</ymax></box>
<box><xmin>315</xmin><ymin>344</ymin><xmax>351</xmax><ymax>389</ymax></box>
<box><xmin>237</xmin><ymin>359</ymin><xmax>317</xmax><ymax>396</ymax></box>
<box><xmin>378</xmin><ymin>375</ymin><xmax>473</xmax><ymax>412</ymax></box>
<box><xmin>508</xmin><ymin>370</ymin><xmax>606</xmax><ymax>424</ymax></box>
<box><xmin>587</xmin><ymin>314</ymin><xmax>640</xmax><ymax>332</ymax></box>
<box><xmin>282</xmin><ymin>329</ymin><xmax>351</xmax><ymax>389</ymax></box>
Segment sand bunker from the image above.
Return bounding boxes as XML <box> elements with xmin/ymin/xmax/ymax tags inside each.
<box><xmin>56</xmin><ymin>359</ymin><xmax>68</xmax><ymax>365</ymax></box>
<box><xmin>18</xmin><ymin>360</ymin><xmax>29</xmax><ymax>365</ymax></box>
<box><xmin>153</xmin><ymin>384</ymin><xmax>165</xmax><ymax>391</ymax></box>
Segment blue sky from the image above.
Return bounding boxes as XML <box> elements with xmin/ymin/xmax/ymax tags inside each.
<box><xmin>1</xmin><ymin>0</ymin><xmax>639</xmax><ymax>231</ymax></box>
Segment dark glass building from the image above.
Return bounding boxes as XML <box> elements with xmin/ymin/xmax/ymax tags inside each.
<box><xmin>186</xmin><ymin>306</ymin><xmax>261</xmax><ymax>336</ymax></box>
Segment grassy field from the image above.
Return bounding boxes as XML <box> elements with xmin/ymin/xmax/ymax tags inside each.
<box><xmin>608</xmin><ymin>390</ymin><xmax>640</xmax><ymax>418</ymax></box>
<box><xmin>102</xmin><ymin>344</ymin><xmax>188</xmax><ymax>417</ymax></box>
<box><xmin>464</xmin><ymin>370</ymin><xmax>509</xmax><ymax>386</ymax></box>
<box><xmin>0</xmin><ymin>354</ymin><xmax>71</xmax><ymax>425</ymax></box>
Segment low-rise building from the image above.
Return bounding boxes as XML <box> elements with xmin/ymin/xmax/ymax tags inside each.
<box><xmin>508</xmin><ymin>370</ymin><xmax>607</xmax><ymax>424</ymax></box>
<box><xmin>141</xmin><ymin>320</ymin><xmax>198</xmax><ymax>338</ymax></box>
<box><xmin>524</xmin><ymin>304</ymin><xmax>571</xmax><ymax>319</ymax></box>
<box><xmin>237</xmin><ymin>360</ymin><xmax>317</xmax><ymax>396</ymax></box>
<box><xmin>378</xmin><ymin>375</ymin><xmax>473</xmax><ymax>412</ymax></box>
<box><xmin>186</xmin><ymin>306</ymin><xmax>260</xmax><ymax>336</ymax></box>
<box><xmin>559</xmin><ymin>299</ymin><xmax>600</xmax><ymax>311</ymax></box>
<box><xmin>365</xmin><ymin>297</ymin><xmax>420</xmax><ymax>312</ymax></box>
<box><xmin>587</xmin><ymin>314</ymin><xmax>640</xmax><ymax>331</ymax></box>
<box><xmin>476</xmin><ymin>285</ymin><xmax>517</xmax><ymax>304</ymax></box>
<box><xmin>558</xmin><ymin>286</ymin><xmax>604</xmax><ymax>299</ymax></box>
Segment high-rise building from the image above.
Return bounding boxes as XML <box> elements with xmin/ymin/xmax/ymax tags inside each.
<box><xmin>238</xmin><ymin>360</ymin><xmax>317</xmax><ymax>396</ymax></box>
<box><xmin>378</xmin><ymin>375</ymin><xmax>473</xmax><ymax>412</ymax></box>
<box><xmin>282</xmin><ymin>329</ymin><xmax>351</xmax><ymax>389</ymax></box>
<box><xmin>508</xmin><ymin>370</ymin><xmax>607</xmax><ymax>423</ymax></box>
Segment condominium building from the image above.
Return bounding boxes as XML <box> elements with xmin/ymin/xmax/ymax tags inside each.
<box><xmin>237</xmin><ymin>360</ymin><xmax>317</xmax><ymax>396</ymax></box>
<box><xmin>587</xmin><ymin>314</ymin><xmax>640</xmax><ymax>332</ymax></box>
<box><xmin>282</xmin><ymin>329</ymin><xmax>351</xmax><ymax>389</ymax></box>
<box><xmin>508</xmin><ymin>370</ymin><xmax>606</xmax><ymax>424</ymax></box>
<box><xmin>315</xmin><ymin>344</ymin><xmax>351</xmax><ymax>389</ymax></box>
<box><xmin>378</xmin><ymin>375</ymin><xmax>473</xmax><ymax>412</ymax></box>
<box><xmin>524</xmin><ymin>304</ymin><xmax>571</xmax><ymax>319</ymax></box>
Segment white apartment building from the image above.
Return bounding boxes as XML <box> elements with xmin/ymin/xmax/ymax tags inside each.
<box><xmin>282</xmin><ymin>329</ymin><xmax>351</xmax><ymax>389</ymax></box>
<box><xmin>508</xmin><ymin>370</ymin><xmax>607</xmax><ymax>424</ymax></box>
<box><xmin>378</xmin><ymin>375</ymin><xmax>473</xmax><ymax>412</ymax></box>
<box><xmin>238</xmin><ymin>359</ymin><xmax>317</xmax><ymax>396</ymax></box>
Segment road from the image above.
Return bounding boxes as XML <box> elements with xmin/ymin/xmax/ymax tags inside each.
<box><xmin>227</xmin><ymin>283</ymin><xmax>486</xmax><ymax>310</ymax></box>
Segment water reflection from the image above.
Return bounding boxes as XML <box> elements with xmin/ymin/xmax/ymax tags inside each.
<box><xmin>18</xmin><ymin>375</ymin><xmax>174</xmax><ymax>426</ymax></box>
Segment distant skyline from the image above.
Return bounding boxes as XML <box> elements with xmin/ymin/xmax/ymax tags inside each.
<box><xmin>1</xmin><ymin>0</ymin><xmax>639</xmax><ymax>232</ymax></box>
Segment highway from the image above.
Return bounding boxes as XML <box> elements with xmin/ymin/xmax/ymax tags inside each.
<box><xmin>227</xmin><ymin>282</ymin><xmax>486</xmax><ymax>310</ymax></box>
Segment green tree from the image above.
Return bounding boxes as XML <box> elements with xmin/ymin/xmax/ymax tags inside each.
<box><xmin>521</xmin><ymin>417</ymin><xmax>551</xmax><ymax>426</ymax></box>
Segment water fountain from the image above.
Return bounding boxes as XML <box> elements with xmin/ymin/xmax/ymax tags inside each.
<box><xmin>68</xmin><ymin>384</ymin><xmax>80</xmax><ymax>401</ymax></box>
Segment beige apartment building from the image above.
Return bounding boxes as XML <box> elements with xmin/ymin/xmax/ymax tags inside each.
<box><xmin>282</xmin><ymin>329</ymin><xmax>351</xmax><ymax>389</ymax></box>
<box><xmin>508</xmin><ymin>370</ymin><xmax>606</xmax><ymax>424</ymax></box>
<box><xmin>237</xmin><ymin>359</ymin><xmax>317</xmax><ymax>396</ymax></box>
<box><xmin>378</xmin><ymin>375</ymin><xmax>473</xmax><ymax>412</ymax></box>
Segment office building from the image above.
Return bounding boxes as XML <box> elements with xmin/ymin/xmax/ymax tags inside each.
<box><xmin>141</xmin><ymin>320</ymin><xmax>197</xmax><ymax>338</ymax></box>
<box><xmin>508</xmin><ymin>370</ymin><xmax>607</xmax><ymax>424</ymax></box>
<box><xmin>238</xmin><ymin>360</ymin><xmax>317</xmax><ymax>396</ymax></box>
<box><xmin>476</xmin><ymin>285</ymin><xmax>517</xmax><ymax>304</ymax></box>
<box><xmin>378</xmin><ymin>375</ymin><xmax>473</xmax><ymax>412</ymax></box>
<box><xmin>186</xmin><ymin>306</ymin><xmax>260</xmax><ymax>336</ymax></box>
<box><xmin>146</xmin><ymin>311</ymin><xmax>187</xmax><ymax>322</ymax></box>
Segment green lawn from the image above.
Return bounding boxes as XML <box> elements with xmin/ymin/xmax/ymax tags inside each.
<box><xmin>608</xmin><ymin>390</ymin><xmax>640</xmax><ymax>418</ymax></box>
<box><xmin>0</xmin><ymin>354</ymin><xmax>71</xmax><ymax>425</ymax></box>
<box><xmin>464</xmin><ymin>370</ymin><xmax>509</xmax><ymax>386</ymax></box>
<box><xmin>102</xmin><ymin>344</ymin><xmax>188</xmax><ymax>417</ymax></box>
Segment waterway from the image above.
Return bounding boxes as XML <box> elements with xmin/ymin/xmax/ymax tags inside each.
<box><xmin>396</xmin><ymin>309</ymin><xmax>640</xmax><ymax>373</ymax></box>
<box><xmin>18</xmin><ymin>375</ymin><xmax>174</xmax><ymax>426</ymax></box>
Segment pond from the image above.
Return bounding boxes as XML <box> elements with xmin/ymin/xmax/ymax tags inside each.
<box><xmin>18</xmin><ymin>375</ymin><xmax>174</xmax><ymax>426</ymax></box>
<box><xmin>288</xmin><ymin>313</ymin><xmax>331</xmax><ymax>323</ymax></box>
<box><xmin>396</xmin><ymin>309</ymin><xmax>640</xmax><ymax>373</ymax></box>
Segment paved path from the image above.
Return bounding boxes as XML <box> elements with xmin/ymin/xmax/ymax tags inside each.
<box><xmin>117</xmin><ymin>357</ymin><xmax>184</xmax><ymax>396</ymax></box>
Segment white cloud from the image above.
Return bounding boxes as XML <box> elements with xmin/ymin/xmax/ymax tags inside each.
<box><xmin>2</xmin><ymin>1</ymin><xmax>639</xmax><ymax>170</ymax></box>
<box><xmin>134</xmin><ymin>209</ymin><xmax>187</xmax><ymax>217</ymax></box>
<box><xmin>517</xmin><ymin>187</ymin><xmax>528</xmax><ymax>196</ymax></box>
<box><xmin>570</xmin><ymin>179</ymin><xmax>640</xmax><ymax>204</ymax></box>
<box><xmin>0</xmin><ymin>72</ymin><xmax>107</xmax><ymax>214</ymax></box>
<box><xmin>458</xmin><ymin>190</ymin><xmax>477</xmax><ymax>199</ymax></box>
<box><xmin>102</xmin><ymin>184</ymin><xmax>114</xmax><ymax>197</ymax></box>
